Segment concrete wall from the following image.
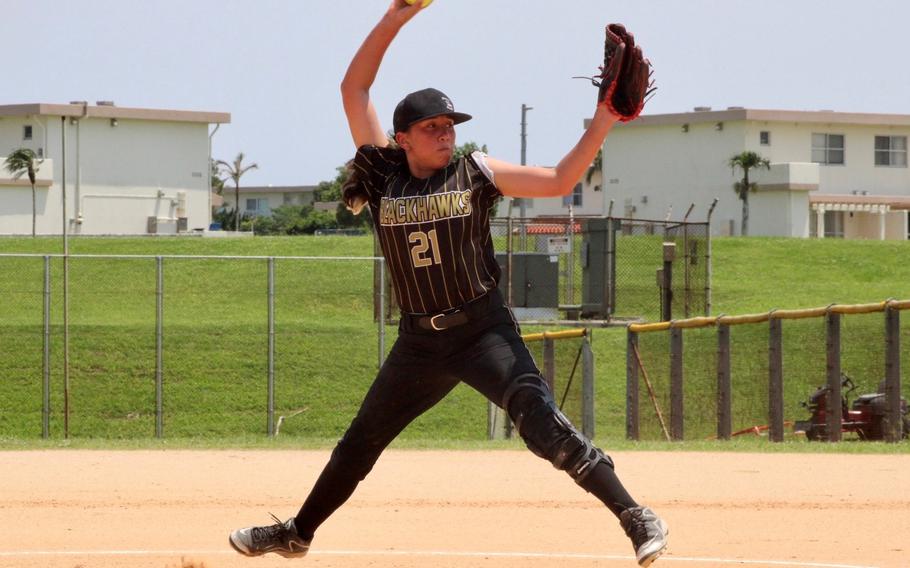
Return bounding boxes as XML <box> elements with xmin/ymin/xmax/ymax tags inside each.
<box><xmin>601</xmin><ymin>117</ymin><xmax>910</xmax><ymax>237</ymax></box>
<box><xmin>751</xmin><ymin>189</ymin><xmax>812</xmax><ymax>237</ymax></box>
<box><xmin>1</xmin><ymin>114</ymin><xmax>212</xmax><ymax>235</ymax></box>
<box><xmin>743</xmin><ymin>121</ymin><xmax>910</xmax><ymax>195</ymax></box>
<box><xmin>843</xmin><ymin>210</ymin><xmax>906</xmax><ymax>240</ymax></box>
<box><xmin>601</xmin><ymin>119</ymin><xmax>747</xmax><ymax>225</ymax></box>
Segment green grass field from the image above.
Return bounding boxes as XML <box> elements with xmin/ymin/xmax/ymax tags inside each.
<box><xmin>1</xmin><ymin>235</ymin><xmax>908</xmax><ymax>450</ymax></box>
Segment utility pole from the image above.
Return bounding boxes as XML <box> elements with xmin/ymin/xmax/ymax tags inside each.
<box><xmin>518</xmin><ymin>103</ymin><xmax>533</xmax><ymax>219</ymax></box>
<box><xmin>517</xmin><ymin>104</ymin><xmax>533</xmax><ymax>251</ymax></box>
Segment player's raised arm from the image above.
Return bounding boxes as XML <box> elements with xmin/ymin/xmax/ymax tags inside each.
<box><xmin>487</xmin><ymin>23</ymin><xmax>653</xmax><ymax>199</ymax></box>
<box><xmin>341</xmin><ymin>0</ymin><xmax>425</xmax><ymax>149</ymax></box>
<box><xmin>485</xmin><ymin>104</ymin><xmax>619</xmax><ymax>199</ymax></box>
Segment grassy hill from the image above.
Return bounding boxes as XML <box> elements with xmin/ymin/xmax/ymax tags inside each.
<box><xmin>1</xmin><ymin>235</ymin><xmax>908</xmax><ymax>447</ymax></box>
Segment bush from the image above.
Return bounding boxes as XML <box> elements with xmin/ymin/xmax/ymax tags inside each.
<box><xmin>253</xmin><ymin>205</ymin><xmax>337</xmax><ymax>235</ymax></box>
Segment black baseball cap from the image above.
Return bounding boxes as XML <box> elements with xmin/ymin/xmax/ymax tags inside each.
<box><xmin>392</xmin><ymin>88</ymin><xmax>472</xmax><ymax>133</ymax></box>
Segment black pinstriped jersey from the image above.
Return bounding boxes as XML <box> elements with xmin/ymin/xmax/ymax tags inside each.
<box><xmin>352</xmin><ymin>145</ymin><xmax>502</xmax><ymax>315</ymax></box>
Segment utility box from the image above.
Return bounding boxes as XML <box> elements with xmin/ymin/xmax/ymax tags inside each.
<box><xmin>581</xmin><ymin>217</ymin><xmax>616</xmax><ymax>317</ymax></box>
<box><xmin>495</xmin><ymin>252</ymin><xmax>559</xmax><ymax>308</ymax></box>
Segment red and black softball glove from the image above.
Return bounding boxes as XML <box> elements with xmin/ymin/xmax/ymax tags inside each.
<box><xmin>579</xmin><ymin>24</ymin><xmax>655</xmax><ymax>122</ymax></box>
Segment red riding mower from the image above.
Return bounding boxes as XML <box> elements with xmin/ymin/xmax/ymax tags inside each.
<box><xmin>794</xmin><ymin>374</ymin><xmax>909</xmax><ymax>441</ymax></box>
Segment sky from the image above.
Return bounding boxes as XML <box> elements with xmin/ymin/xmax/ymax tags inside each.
<box><xmin>4</xmin><ymin>0</ymin><xmax>909</xmax><ymax>187</ymax></box>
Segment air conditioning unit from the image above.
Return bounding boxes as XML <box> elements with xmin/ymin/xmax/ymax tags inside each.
<box><xmin>149</xmin><ymin>217</ymin><xmax>179</xmax><ymax>234</ymax></box>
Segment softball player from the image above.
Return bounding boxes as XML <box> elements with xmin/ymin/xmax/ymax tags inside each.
<box><xmin>230</xmin><ymin>1</ymin><xmax>668</xmax><ymax>565</ymax></box>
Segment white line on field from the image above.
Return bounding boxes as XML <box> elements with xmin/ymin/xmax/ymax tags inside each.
<box><xmin>0</xmin><ymin>548</ymin><xmax>880</xmax><ymax>568</ymax></box>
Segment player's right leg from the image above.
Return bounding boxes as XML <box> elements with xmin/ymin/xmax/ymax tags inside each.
<box><xmin>230</xmin><ymin>332</ymin><xmax>459</xmax><ymax>557</ymax></box>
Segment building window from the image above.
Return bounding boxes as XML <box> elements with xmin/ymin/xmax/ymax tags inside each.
<box><xmin>874</xmin><ymin>135</ymin><xmax>907</xmax><ymax>167</ymax></box>
<box><xmin>760</xmin><ymin>131</ymin><xmax>770</xmax><ymax>145</ymax></box>
<box><xmin>245</xmin><ymin>198</ymin><xmax>268</xmax><ymax>214</ymax></box>
<box><xmin>563</xmin><ymin>183</ymin><xmax>583</xmax><ymax>208</ymax></box>
<box><xmin>811</xmin><ymin>133</ymin><xmax>845</xmax><ymax>165</ymax></box>
<box><xmin>23</xmin><ymin>125</ymin><xmax>33</xmax><ymax>140</ymax></box>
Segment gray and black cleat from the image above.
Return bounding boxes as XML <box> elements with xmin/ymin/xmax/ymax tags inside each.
<box><xmin>620</xmin><ymin>506</ymin><xmax>669</xmax><ymax>566</ymax></box>
<box><xmin>229</xmin><ymin>514</ymin><xmax>311</xmax><ymax>558</ymax></box>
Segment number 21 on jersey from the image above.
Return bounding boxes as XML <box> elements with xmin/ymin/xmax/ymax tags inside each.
<box><xmin>409</xmin><ymin>229</ymin><xmax>442</xmax><ymax>268</ymax></box>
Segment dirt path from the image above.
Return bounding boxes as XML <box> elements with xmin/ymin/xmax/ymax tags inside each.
<box><xmin>0</xmin><ymin>450</ymin><xmax>906</xmax><ymax>568</ymax></box>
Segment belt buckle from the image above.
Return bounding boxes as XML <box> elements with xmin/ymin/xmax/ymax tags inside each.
<box><xmin>429</xmin><ymin>313</ymin><xmax>446</xmax><ymax>331</ymax></box>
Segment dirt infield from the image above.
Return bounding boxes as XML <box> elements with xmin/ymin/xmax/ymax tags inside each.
<box><xmin>0</xmin><ymin>449</ymin><xmax>907</xmax><ymax>568</ymax></box>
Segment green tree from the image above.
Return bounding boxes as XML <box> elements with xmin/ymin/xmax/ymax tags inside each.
<box><xmin>216</xmin><ymin>152</ymin><xmax>258</xmax><ymax>231</ymax></box>
<box><xmin>453</xmin><ymin>141</ymin><xmax>488</xmax><ymax>160</ymax></box>
<box><xmin>252</xmin><ymin>205</ymin><xmax>338</xmax><ymax>235</ymax></box>
<box><xmin>4</xmin><ymin>148</ymin><xmax>43</xmax><ymax>236</ymax></box>
<box><xmin>314</xmin><ymin>164</ymin><xmax>348</xmax><ymax>203</ymax></box>
<box><xmin>210</xmin><ymin>161</ymin><xmax>225</xmax><ymax>195</ymax></box>
<box><xmin>729</xmin><ymin>151</ymin><xmax>770</xmax><ymax>236</ymax></box>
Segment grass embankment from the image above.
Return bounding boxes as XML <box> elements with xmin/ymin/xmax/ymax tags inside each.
<box><xmin>0</xmin><ymin>236</ymin><xmax>908</xmax><ymax>450</ymax></box>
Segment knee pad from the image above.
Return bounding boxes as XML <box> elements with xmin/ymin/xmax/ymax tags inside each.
<box><xmin>503</xmin><ymin>374</ymin><xmax>614</xmax><ymax>483</ymax></box>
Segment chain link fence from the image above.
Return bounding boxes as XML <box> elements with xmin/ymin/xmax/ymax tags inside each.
<box><xmin>0</xmin><ymin>254</ymin><xmax>391</xmax><ymax>439</ymax></box>
<box><xmin>482</xmin><ymin>217</ymin><xmax>709</xmax><ymax>323</ymax></box>
<box><xmin>628</xmin><ymin>302</ymin><xmax>910</xmax><ymax>442</ymax></box>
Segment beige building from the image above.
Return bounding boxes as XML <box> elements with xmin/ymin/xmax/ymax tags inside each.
<box><xmin>592</xmin><ymin>107</ymin><xmax>910</xmax><ymax>239</ymax></box>
<box><xmin>0</xmin><ymin>102</ymin><xmax>230</xmax><ymax>235</ymax></box>
<box><xmin>220</xmin><ymin>185</ymin><xmax>317</xmax><ymax>217</ymax></box>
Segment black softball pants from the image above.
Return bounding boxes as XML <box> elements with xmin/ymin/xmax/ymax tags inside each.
<box><xmin>294</xmin><ymin>291</ymin><xmax>636</xmax><ymax>539</ymax></box>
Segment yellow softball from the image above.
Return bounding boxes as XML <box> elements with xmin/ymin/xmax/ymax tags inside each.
<box><xmin>405</xmin><ymin>0</ymin><xmax>433</xmax><ymax>7</ymax></box>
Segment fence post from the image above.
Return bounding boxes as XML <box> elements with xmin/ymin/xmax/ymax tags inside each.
<box><xmin>506</xmin><ymin>218</ymin><xmax>514</xmax><ymax>307</ymax></box>
<box><xmin>582</xmin><ymin>332</ymin><xmax>595</xmax><ymax>439</ymax></box>
<box><xmin>884</xmin><ymin>305</ymin><xmax>902</xmax><ymax>442</ymax></box>
<box><xmin>716</xmin><ymin>323</ymin><xmax>731</xmax><ymax>440</ymax></box>
<box><xmin>683</xmin><ymin>225</ymin><xmax>691</xmax><ymax>318</ymax></box>
<box><xmin>267</xmin><ymin>257</ymin><xmax>276</xmax><ymax>437</ymax></box>
<box><xmin>566</xmin><ymin>215</ymin><xmax>575</xmax><ymax>305</ymax></box>
<box><xmin>662</xmin><ymin>243</ymin><xmax>676</xmax><ymax>322</ymax></box>
<box><xmin>63</xmin><ymin>254</ymin><xmax>70</xmax><ymax>439</ymax></box>
<box><xmin>670</xmin><ymin>326</ymin><xmax>684</xmax><ymax>440</ymax></box>
<box><xmin>543</xmin><ymin>337</ymin><xmax>556</xmax><ymax>394</ymax></box>
<box><xmin>768</xmin><ymin>317</ymin><xmax>784</xmax><ymax>442</ymax></box>
<box><xmin>378</xmin><ymin>258</ymin><xmax>386</xmax><ymax>368</ymax></box>
<box><xmin>43</xmin><ymin>255</ymin><xmax>51</xmax><ymax>439</ymax></box>
<box><xmin>706</xmin><ymin>198</ymin><xmax>718</xmax><ymax>316</ymax></box>
<box><xmin>605</xmin><ymin>217</ymin><xmax>616</xmax><ymax>317</ymax></box>
<box><xmin>825</xmin><ymin>310</ymin><xmax>842</xmax><ymax>442</ymax></box>
<box><xmin>155</xmin><ymin>256</ymin><xmax>164</xmax><ymax>438</ymax></box>
<box><xmin>626</xmin><ymin>329</ymin><xmax>640</xmax><ymax>440</ymax></box>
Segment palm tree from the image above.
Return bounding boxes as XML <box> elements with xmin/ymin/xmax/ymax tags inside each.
<box><xmin>216</xmin><ymin>152</ymin><xmax>258</xmax><ymax>231</ymax></box>
<box><xmin>586</xmin><ymin>148</ymin><xmax>603</xmax><ymax>185</ymax></box>
<box><xmin>729</xmin><ymin>151</ymin><xmax>770</xmax><ymax>236</ymax></box>
<box><xmin>4</xmin><ymin>148</ymin><xmax>43</xmax><ymax>236</ymax></box>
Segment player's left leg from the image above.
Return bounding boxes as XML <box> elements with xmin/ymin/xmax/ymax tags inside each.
<box><xmin>453</xmin><ymin>310</ymin><xmax>668</xmax><ymax>566</ymax></box>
